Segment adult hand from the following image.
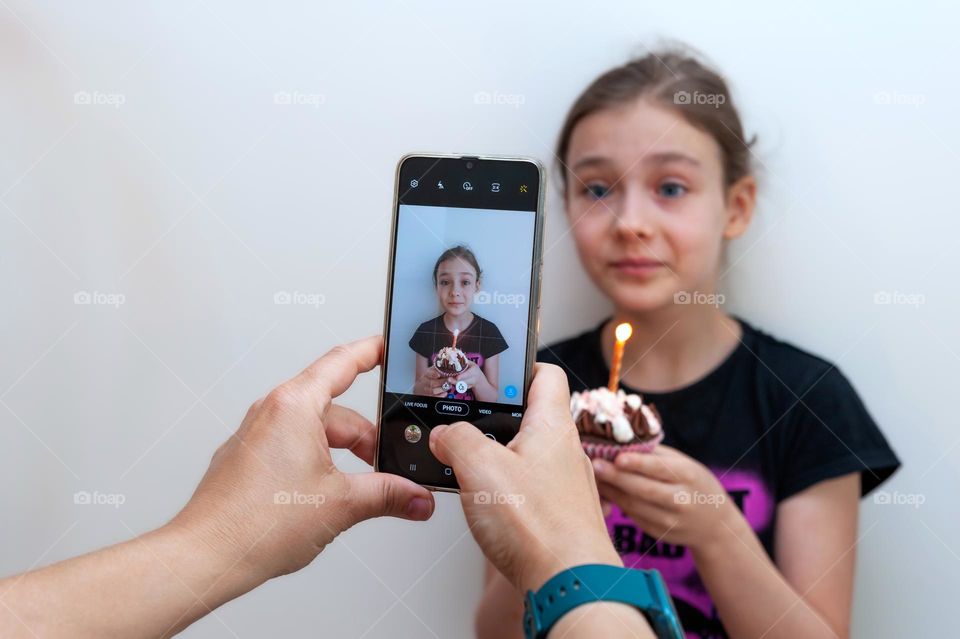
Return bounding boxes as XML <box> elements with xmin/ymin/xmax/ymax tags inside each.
<box><xmin>0</xmin><ymin>336</ymin><xmax>437</xmax><ymax>639</ymax></box>
<box><xmin>429</xmin><ymin>364</ymin><xmax>621</xmax><ymax>594</ymax></box>
<box><xmin>172</xmin><ymin>335</ymin><xmax>436</xmax><ymax>581</ymax></box>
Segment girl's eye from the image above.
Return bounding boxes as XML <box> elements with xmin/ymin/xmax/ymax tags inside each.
<box><xmin>439</xmin><ymin>279</ymin><xmax>449</xmax><ymax>286</ymax></box>
<box><xmin>658</xmin><ymin>181</ymin><xmax>687</xmax><ymax>198</ymax></box>
<box><xmin>461</xmin><ymin>279</ymin><xmax>472</xmax><ymax>287</ymax></box>
<box><xmin>584</xmin><ymin>183</ymin><xmax>611</xmax><ymax>199</ymax></box>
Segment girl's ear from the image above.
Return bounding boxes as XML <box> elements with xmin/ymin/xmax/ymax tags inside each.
<box><xmin>722</xmin><ymin>175</ymin><xmax>757</xmax><ymax>240</ymax></box>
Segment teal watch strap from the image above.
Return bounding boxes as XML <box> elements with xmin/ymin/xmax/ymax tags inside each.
<box><xmin>522</xmin><ymin>564</ymin><xmax>684</xmax><ymax>639</ymax></box>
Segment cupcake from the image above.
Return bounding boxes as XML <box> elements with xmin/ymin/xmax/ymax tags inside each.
<box><xmin>571</xmin><ymin>387</ymin><xmax>663</xmax><ymax>461</ymax></box>
<box><xmin>434</xmin><ymin>345</ymin><xmax>468</xmax><ymax>377</ymax></box>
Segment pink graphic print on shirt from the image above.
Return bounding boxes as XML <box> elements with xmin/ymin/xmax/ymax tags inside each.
<box><xmin>605</xmin><ymin>469</ymin><xmax>774</xmax><ymax>638</ymax></box>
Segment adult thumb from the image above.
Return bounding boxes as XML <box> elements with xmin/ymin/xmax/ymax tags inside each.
<box><xmin>345</xmin><ymin>472</ymin><xmax>435</xmax><ymax>524</ymax></box>
<box><xmin>429</xmin><ymin>421</ymin><xmax>502</xmax><ymax>476</ymax></box>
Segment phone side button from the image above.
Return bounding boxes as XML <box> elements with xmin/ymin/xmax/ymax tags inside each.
<box><xmin>435</xmin><ymin>401</ymin><xmax>470</xmax><ymax>418</ymax></box>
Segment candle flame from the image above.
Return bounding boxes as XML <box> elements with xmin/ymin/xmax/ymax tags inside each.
<box><xmin>614</xmin><ymin>322</ymin><xmax>633</xmax><ymax>343</ymax></box>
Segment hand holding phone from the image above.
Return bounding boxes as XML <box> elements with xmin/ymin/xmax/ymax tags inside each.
<box><xmin>428</xmin><ymin>363</ymin><xmax>623</xmax><ymax>593</ymax></box>
<box><xmin>375</xmin><ymin>154</ymin><xmax>546</xmax><ymax>491</ymax></box>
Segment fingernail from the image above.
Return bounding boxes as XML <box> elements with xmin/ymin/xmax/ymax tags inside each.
<box><xmin>592</xmin><ymin>459</ymin><xmax>609</xmax><ymax>475</ymax></box>
<box><xmin>431</xmin><ymin>425</ymin><xmax>448</xmax><ymax>438</ymax></box>
<box><xmin>404</xmin><ymin>497</ymin><xmax>432</xmax><ymax>520</ymax></box>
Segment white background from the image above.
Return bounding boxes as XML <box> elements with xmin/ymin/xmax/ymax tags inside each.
<box><xmin>384</xmin><ymin>204</ymin><xmax>535</xmax><ymax>404</ymax></box>
<box><xmin>1</xmin><ymin>2</ymin><xmax>957</xmax><ymax>637</ymax></box>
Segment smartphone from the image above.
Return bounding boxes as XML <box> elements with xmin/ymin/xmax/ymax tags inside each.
<box><xmin>374</xmin><ymin>153</ymin><xmax>546</xmax><ymax>492</ymax></box>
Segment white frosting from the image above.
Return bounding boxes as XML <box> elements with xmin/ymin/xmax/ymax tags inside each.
<box><xmin>610</xmin><ymin>414</ymin><xmax>633</xmax><ymax>443</ymax></box>
<box><xmin>435</xmin><ymin>346</ymin><xmax>465</xmax><ymax>372</ymax></box>
<box><xmin>640</xmin><ymin>403</ymin><xmax>661</xmax><ymax>435</ymax></box>
<box><xmin>570</xmin><ymin>387</ymin><xmax>657</xmax><ymax>444</ymax></box>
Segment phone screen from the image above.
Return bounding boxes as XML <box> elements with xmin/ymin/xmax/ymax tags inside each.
<box><xmin>376</xmin><ymin>155</ymin><xmax>545</xmax><ymax>491</ymax></box>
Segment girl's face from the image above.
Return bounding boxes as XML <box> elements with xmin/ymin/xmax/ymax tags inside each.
<box><xmin>435</xmin><ymin>257</ymin><xmax>479</xmax><ymax>317</ymax></box>
<box><xmin>564</xmin><ymin>98</ymin><xmax>755</xmax><ymax>314</ymax></box>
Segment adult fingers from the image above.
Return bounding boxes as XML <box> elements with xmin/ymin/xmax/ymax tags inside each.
<box><xmin>344</xmin><ymin>472</ymin><xmax>435</xmax><ymax>524</ymax></box>
<box><xmin>505</xmin><ymin>364</ymin><xmax>579</xmax><ymax>457</ymax></box>
<box><xmin>324</xmin><ymin>404</ymin><xmax>378</xmax><ymax>465</ymax></box>
<box><xmin>291</xmin><ymin>336</ymin><xmax>384</xmax><ymax>405</ymax></box>
<box><xmin>600</xmin><ymin>498</ymin><xmax>613</xmax><ymax>518</ymax></box>
<box><xmin>429</xmin><ymin>421</ymin><xmax>504</xmax><ymax>479</ymax></box>
<box><xmin>517</xmin><ymin>364</ymin><xmax>573</xmax><ymax>435</ymax></box>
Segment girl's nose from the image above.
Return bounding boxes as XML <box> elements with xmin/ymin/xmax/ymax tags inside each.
<box><xmin>612</xmin><ymin>188</ymin><xmax>655</xmax><ymax>240</ymax></box>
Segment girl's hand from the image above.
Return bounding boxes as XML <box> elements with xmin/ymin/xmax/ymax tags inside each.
<box><xmin>592</xmin><ymin>445</ymin><xmax>737</xmax><ymax>551</ymax></box>
<box><xmin>414</xmin><ymin>366</ymin><xmax>447</xmax><ymax>397</ymax></box>
<box><xmin>453</xmin><ymin>359</ymin><xmax>485</xmax><ymax>389</ymax></box>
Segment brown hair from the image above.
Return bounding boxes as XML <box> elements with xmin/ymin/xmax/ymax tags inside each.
<box><xmin>432</xmin><ymin>245</ymin><xmax>482</xmax><ymax>285</ymax></box>
<box><xmin>555</xmin><ymin>47</ymin><xmax>756</xmax><ymax>191</ymax></box>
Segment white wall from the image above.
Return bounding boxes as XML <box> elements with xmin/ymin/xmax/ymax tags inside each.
<box><xmin>1</xmin><ymin>2</ymin><xmax>956</xmax><ymax>637</ymax></box>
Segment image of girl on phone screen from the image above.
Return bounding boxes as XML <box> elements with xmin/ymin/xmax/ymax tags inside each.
<box><xmin>409</xmin><ymin>245</ymin><xmax>507</xmax><ymax>402</ymax></box>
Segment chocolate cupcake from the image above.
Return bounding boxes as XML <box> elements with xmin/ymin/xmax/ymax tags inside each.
<box><xmin>434</xmin><ymin>346</ymin><xmax>468</xmax><ymax>377</ymax></box>
<box><xmin>570</xmin><ymin>387</ymin><xmax>663</xmax><ymax>461</ymax></box>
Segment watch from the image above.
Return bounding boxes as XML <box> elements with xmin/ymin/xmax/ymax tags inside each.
<box><xmin>522</xmin><ymin>564</ymin><xmax>684</xmax><ymax>639</ymax></box>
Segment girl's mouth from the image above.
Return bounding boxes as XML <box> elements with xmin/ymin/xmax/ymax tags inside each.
<box><xmin>609</xmin><ymin>257</ymin><xmax>665</xmax><ymax>277</ymax></box>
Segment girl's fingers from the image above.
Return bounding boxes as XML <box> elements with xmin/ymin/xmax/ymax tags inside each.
<box><xmin>615</xmin><ymin>452</ymin><xmax>683</xmax><ymax>483</ymax></box>
<box><xmin>592</xmin><ymin>458</ymin><xmax>677</xmax><ymax>506</ymax></box>
<box><xmin>597</xmin><ymin>481</ymin><xmax>674</xmax><ymax>525</ymax></box>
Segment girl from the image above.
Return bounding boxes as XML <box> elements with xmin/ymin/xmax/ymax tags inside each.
<box><xmin>410</xmin><ymin>245</ymin><xmax>508</xmax><ymax>402</ymax></box>
<box><xmin>476</xmin><ymin>50</ymin><xmax>900</xmax><ymax>638</ymax></box>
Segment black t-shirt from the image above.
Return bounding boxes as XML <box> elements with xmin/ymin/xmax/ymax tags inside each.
<box><xmin>409</xmin><ymin>314</ymin><xmax>508</xmax><ymax>401</ymax></box>
<box><xmin>538</xmin><ymin>317</ymin><xmax>900</xmax><ymax>639</ymax></box>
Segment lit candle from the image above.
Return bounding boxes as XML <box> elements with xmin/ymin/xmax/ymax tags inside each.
<box><xmin>608</xmin><ymin>322</ymin><xmax>633</xmax><ymax>392</ymax></box>
<box><xmin>452</xmin><ymin>328</ymin><xmax>460</xmax><ymax>349</ymax></box>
